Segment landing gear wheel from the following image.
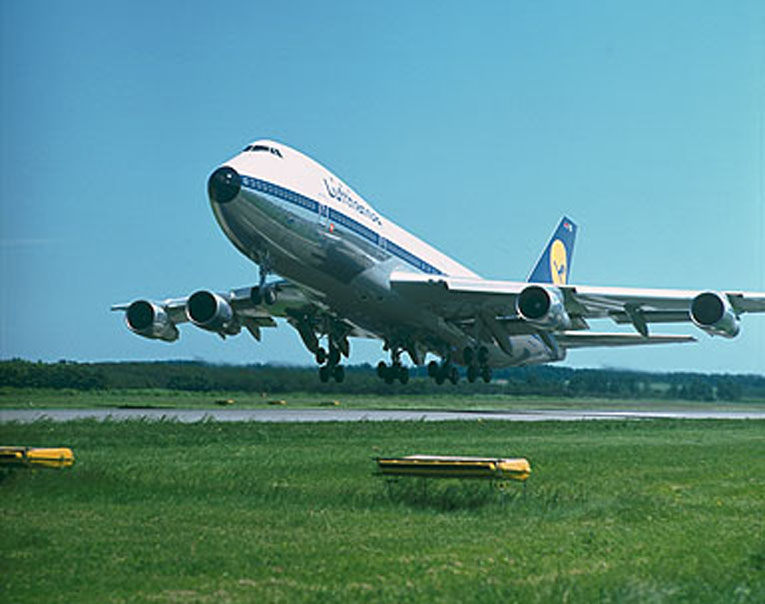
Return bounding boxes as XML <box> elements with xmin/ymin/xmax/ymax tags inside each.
<box><xmin>315</xmin><ymin>348</ymin><xmax>327</xmax><ymax>365</ymax></box>
<box><xmin>333</xmin><ymin>365</ymin><xmax>345</xmax><ymax>383</ymax></box>
<box><xmin>377</xmin><ymin>361</ymin><xmax>388</xmax><ymax>379</ymax></box>
<box><xmin>448</xmin><ymin>365</ymin><xmax>460</xmax><ymax>385</ymax></box>
<box><xmin>264</xmin><ymin>286</ymin><xmax>277</xmax><ymax>306</ymax></box>
<box><xmin>481</xmin><ymin>366</ymin><xmax>492</xmax><ymax>383</ymax></box>
<box><xmin>477</xmin><ymin>346</ymin><xmax>489</xmax><ymax>366</ymax></box>
<box><xmin>250</xmin><ymin>287</ymin><xmax>262</xmax><ymax>306</ymax></box>
<box><xmin>397</xmin><ymin>365</ymin><xmax>409</xmax><ymax>385</ymax></box>
<box><xmin>463</xmin><ymin>347</ymin><xmax>474</xmax><ymax>366</ymax></box>
<box><xmin>427</xmin><ymin>360</ymin><xmax>439</xmax><ymax>378</ymax></box>
<box><xmin>467</xmin><ymin>365</ymin><xmax>478</xmax><ymax>383</ymax></box>
<box><xmin>318</xmin><ymin>365</ymin><xmax>331</xmax><ymax>383</ymax></box>
<box><xmin>328</xmin><ymin>347</ymin><xmax>341</xmax><ymax>366</ymax></box>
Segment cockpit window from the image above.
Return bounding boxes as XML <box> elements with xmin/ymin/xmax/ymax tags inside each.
<box><xmin>242</xmin><ymin>145</ymin><xmax>283</xmax><ymax>158</ymax></box>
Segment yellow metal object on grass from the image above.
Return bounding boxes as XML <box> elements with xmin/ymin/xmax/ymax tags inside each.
<box><xmin>376</xmin><ymin>455</ymin><xmax>531</xmax><ymax>482</ymax></box>
<box><xmin>0</xmin><ymin>447</ymin><xmax>75</xmax><ymax>469</ymax></box>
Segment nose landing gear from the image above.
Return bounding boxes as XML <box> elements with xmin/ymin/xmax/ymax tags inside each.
<box><xmin>250</xmin><ymin>254</ymin><xmax>278</xmax><ymax>306</ymax></box>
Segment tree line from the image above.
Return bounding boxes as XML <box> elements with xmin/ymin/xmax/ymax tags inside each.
<box><xmin>1</xmin><ymin>359</ymin><xmax>763</xmax><ymax>402</ymax></box>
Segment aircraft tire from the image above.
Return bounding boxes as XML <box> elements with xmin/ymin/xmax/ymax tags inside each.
<box><xmin>467</xmin><ymin>365</ymin><xmax>478</xmax><ymax>383</ymax></box>
<box><xmin>329</xmin><ymin>347</ymin><xmax>341</xmax><ymax>366</ymax></box>
<box><xmin>376</xmin><ymin>361</ymin><xmax>388</xmax><ymax>379</ymax></box>
<box><xmin>316</xmin><ymin>348</ymin><xmax>327</xmax><ymax>365</ymax></box>
<box><xmin>481</xmin><ymin>366</ymin><xmax>492</xmax><ymax>383</ymax></box>
<box><xmin>477</xmin><ymin>346</ymin><xmax>489</xmax><ymax>366</ymax></box>
<box><xmin>448</xmin><ymin>365</ymin><xmax>459</xmax><ymax>385</ymax></box>
<box><xmin>427</xmin><ymin>360</ymin><xmax>439</xmax><ymax>378</ymax></box>
<box><xmin>463</xmin><ymin>347</ymin><xmax>474</xmax><ymax>365</ymax></box>
<box><xmin>333</xmin><ymin>365</ymin><xmax>345</xmax><ymax>383</ymax></box>
<box><xmin>319</xmin><ymin>365</ymin><xmax>331</xmax><ymax>383</ymax></box>
<box><xmin>264</xmin><ymin>286</ymin><xmax>278</xmax><ymax>305</ymax></box>
<box><xmin>398</xmin><ymin>366</ymin><xmax>409</xmax><ymax>385</ymax></box>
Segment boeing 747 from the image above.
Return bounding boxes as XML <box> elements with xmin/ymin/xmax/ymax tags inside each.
<box><xmin>113</xmin><ymin>140</ymin><xmax>765</xmax><ymax>384</ymax></box>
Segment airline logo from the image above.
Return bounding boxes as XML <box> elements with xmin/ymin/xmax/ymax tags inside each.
<box><xmin>323</xmin><ymin>178</ymin><xmax>382</xmax><ymax>225</ymax></box>
<box><xmin>550</xmin><ymin>239</ymin><xmax>568</xmax><ymax>285</ymax></box>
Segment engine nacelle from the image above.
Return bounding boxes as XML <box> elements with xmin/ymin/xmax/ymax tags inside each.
<box><xmin>690</xmin><ymin>292</ymin><xmax>740</xmax><ymax>338</ymax></box>
<box><xmin>186</xmin><ymin>290</ymin><xmax>240</xmax><ymax>335</ymax></box>
<box><xmin>125</xmin><ymin>300</ymin><xmax>179</xmax><ymax>342</ymax></box>
<box><xmin>516</xmin><ymin>285</ymin><xmax>572</xmax><ymax>331</ymax></box>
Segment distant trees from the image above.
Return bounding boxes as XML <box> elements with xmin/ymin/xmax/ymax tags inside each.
<box><xmin>0</xmin><ymin>359</ymin><xmax>106</xmax><ymax>390</ymax></box>
<box><xmin>0</xmin><ymin>359</ymin><xmax>762</xmax><ymax>402</ymax></box>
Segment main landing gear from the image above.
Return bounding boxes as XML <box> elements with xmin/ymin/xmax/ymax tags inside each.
<box><xmin>377</xmin><ymin>347</ymin><xmax>410</xmax><ymax>384</ymax></box>
<box><xmin>463</xmin><ymin>346</ymin><xmax>492</xmax><ymax>384</ymax></box>
<box><xmin>427</xmin><ymin>360</ymin><xmax>460</xmax><ymax>385</ymax></box>
<box><xmin>377</xmin><ymin>360</ymin><xmax>409</xmax><ymax>385</ymax></box>
<box><xmin>289</xmin><ymin>307</ymin><xmax>351</xmax><ymax>384</ymax></box>
<box><xmin>317</xmin><ymin>342</ymin><xmax>346</xmax><ymax>383</ymax></box>
<box><xmin>424</xmin><ymin>346</ymin><xmax>493</xmax><ymax>386</ymax></box>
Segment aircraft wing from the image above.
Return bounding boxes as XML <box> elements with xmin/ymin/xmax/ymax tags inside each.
<box><xmin>112</xmin><ymin>279</ymin><xmax>377</xmax><ymax>347</ymax></box>
<box><xmin>390</xmin><ymin>271</ymin><xmax>765</xmax><ymax>343</ymax></box>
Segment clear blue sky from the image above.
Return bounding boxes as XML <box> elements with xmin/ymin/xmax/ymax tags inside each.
<box><xmin>1</xmin><ymin>1</ymin><xmax>763</xmax><ymax>374</ymax></box>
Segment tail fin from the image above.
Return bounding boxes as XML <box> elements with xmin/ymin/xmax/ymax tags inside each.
<box><xmin>527</xmin><ymin>216</ymin><xmax>578</xmax><ymax>285</ymax></box>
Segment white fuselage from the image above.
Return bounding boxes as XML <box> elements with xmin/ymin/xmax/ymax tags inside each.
<box><xmin>210</xmin><ymin>140</ymin><xmax>557</xmax><ymax>367</ymax></box>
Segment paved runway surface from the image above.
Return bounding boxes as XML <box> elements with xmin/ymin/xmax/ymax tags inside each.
<box><xmin>3</xmin><ymin>408</ymin><xmax>765</xmax><ymax>423</ymax></box>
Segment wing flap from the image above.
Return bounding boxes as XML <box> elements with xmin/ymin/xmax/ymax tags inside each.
<box><xmin>390</xmin><ymin>271</ymin><xmax>525</xmax><ymax>321</ymax></box>
<box><xmin>557</xmin><ymin>332</ymin><xmax>696</xmax><ymax>349</ymax></box>
<box><xmin>727</xmin><ymin>292</ymin><xmax>765</xmax><ymax>314</ymax></box>
<box><xmin>392</xmin><ymin>271</ymin><xmax>765</xmax><ymax>339</ymax></box>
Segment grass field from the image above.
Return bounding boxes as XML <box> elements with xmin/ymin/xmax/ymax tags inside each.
<box><xmin>3</xmin><ymin>387</ymin><xmax>765</xmax><ymax>412</ymax></box>
<box><xmin>2</xmin><ymin>418</ymin><xmax>765</xmax><ymax>602</ymax></box>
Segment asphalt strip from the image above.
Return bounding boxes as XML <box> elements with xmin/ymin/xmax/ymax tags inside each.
<box><xmin>2</xmin><ymin>408</ymin><xmax>765</xmax><ymax>423</ymax></box>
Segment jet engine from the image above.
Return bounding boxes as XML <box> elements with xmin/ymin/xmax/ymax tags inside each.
<box><xmin>516</xmin><ymin>285</ymin><xmax>572</xmax><ymax>331</ymax></box>
<box><xmin>690</xmin><ymin>292</ymin><xmax>740</xmax><ymax>338</ymax></box>
<box><xmin>125</xmin><ymin>300</ymin><xmax>179</xmax><ymax>342</ymax></box>
<box><xmin>186</xmin><ymin>290</ymin><xmax>240</xmax><ymax>335</ymax></box>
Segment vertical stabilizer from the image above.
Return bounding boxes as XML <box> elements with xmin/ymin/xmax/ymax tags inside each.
<box><xmin>527</xmin><ymin>217</ymin><xmax>578</xmax><ymax>285</ymax></box>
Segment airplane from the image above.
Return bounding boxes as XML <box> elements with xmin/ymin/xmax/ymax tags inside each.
<box><xmin>113</xmin><ymin>140</ymin><xmax>765</xmax><ymax>384</ymax></box>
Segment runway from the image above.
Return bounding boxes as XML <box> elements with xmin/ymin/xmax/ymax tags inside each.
<box><xmin>3</xmin><ymin>408</ymin><xmax>765</xmax><ymax>423</ymax></box>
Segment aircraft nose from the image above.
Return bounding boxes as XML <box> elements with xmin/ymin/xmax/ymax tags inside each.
<box><xmin>207</xmin><ymin>166</ymin><xmax>241</xmax><ymax>204</ymax></box>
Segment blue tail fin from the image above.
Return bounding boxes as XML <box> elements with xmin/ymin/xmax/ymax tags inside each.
<box><xmin>527</xmin><ymin>217</ymin><xmax>578</xmax><ymax>285</ymax></box>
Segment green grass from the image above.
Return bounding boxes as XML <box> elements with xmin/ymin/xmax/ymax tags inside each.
<box><xmin>2</xmin><ymin>419</ymin><xmax>764</xmax><ymax>602</ymax></box>
<box><xmin>3</xmin><ymin>387</ymin><xmax>765</xmax><ymax>412</ymax></box>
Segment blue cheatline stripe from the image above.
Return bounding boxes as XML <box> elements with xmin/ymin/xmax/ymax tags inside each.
<box><xmin>386</xmin><ymin>240</ymin><xmax>442</xmax><ymax>275</ymax></box>
<box><xmin>239</xmin><ymin>174</ymin><xmax>444</xmax><ymax>276</ymax></box>
<box><xmin>241</xmin><ymin>175</ymin><xmax>319</xmax><ymax>213</ymax></box>
<box><xmin>328</xmin><ymin>208</ymin><xmax>379</xmax><ymax>245</ymax></box>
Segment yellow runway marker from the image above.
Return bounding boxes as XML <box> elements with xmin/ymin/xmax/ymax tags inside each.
<box><xmin>0</xmin><ymin>446</ymin><xmax>75</xmax><ymax>469</ymax></box>
<box><xmin>376</xmin><ymin>455</ymin><xmax>530</xmax><ymax>482</ymax></box>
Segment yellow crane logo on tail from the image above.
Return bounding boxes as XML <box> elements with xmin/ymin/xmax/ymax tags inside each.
<box><xmin>550</xmin><ymin>239</ymin><xmax>568</xmax><ymax>285</ymax></box>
